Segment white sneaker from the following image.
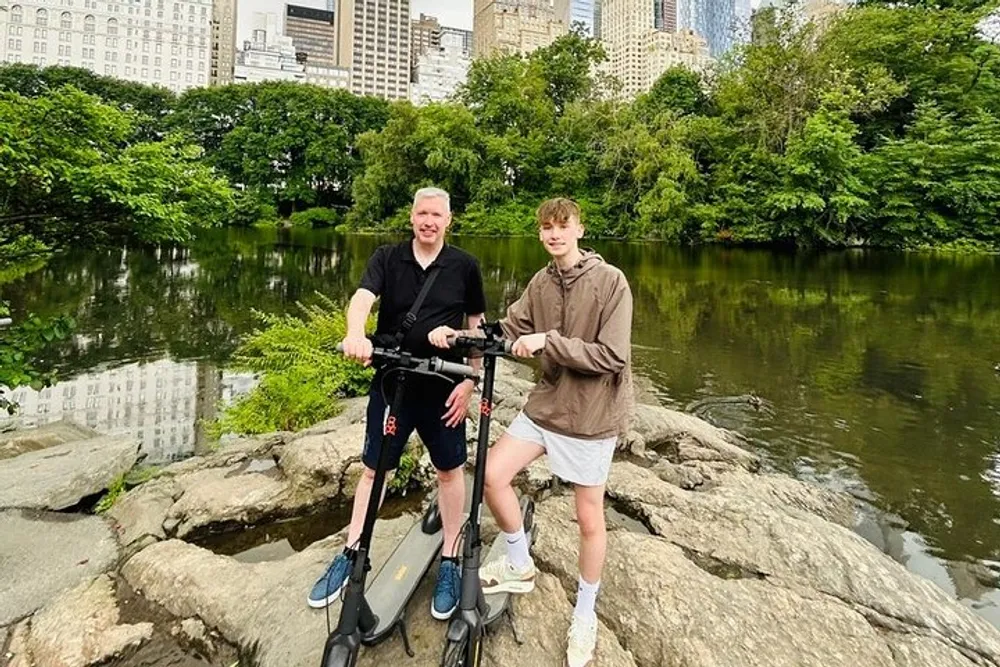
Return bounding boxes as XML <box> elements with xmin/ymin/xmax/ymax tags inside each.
<box><xmin>566</xmin><ymin>614</ymin><xmax>598</xmax><ymax>667</ymax></box>
<box><xmin>479</xmin><ymin>554</ymin><xmax>536</xmax><ymax>594</ymax></box>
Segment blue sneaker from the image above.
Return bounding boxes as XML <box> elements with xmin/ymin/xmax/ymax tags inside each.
<box><xmin>308</xmin><ymin>551</ymin><xmax>352</xmax><ymax>609</ymax></box>
<box><xmin>431</xmin><ymin>559</ymin><xmax>461</xmax><ymax>620</ymax></box>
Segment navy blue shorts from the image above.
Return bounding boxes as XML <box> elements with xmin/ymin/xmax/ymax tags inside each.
<box><xmin>361</xmin><ymin>372</ymin><xmax>468</xmax><ymax>473</ymax></box>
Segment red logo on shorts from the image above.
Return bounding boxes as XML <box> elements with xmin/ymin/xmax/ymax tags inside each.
<box><xmin>479</xmin><ymin>399</ymin><xmax>492</xmax><ymax>416</ymax></box>
<box><xmin>384</xmin><ymin>416</ymin><xmax>398</xmax><ymax>436</ymax></box>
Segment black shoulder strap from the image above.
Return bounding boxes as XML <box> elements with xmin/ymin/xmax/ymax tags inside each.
<box><xmin>393</xmin><ymin>265</ymin><xmax>441</xmax><ymax>347</ymax></box>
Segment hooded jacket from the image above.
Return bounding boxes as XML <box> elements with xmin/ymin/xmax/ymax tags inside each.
<box><xmin>500</xmin><ymin>250</ymin><xmax>633</xmax><ymax>439</ymax></box>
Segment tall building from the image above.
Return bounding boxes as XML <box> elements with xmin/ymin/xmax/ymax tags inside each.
<box><xmin>602</xmin><ymin>0</ymin><xmax>711</xmax><ymax>98</ymax></box>
<box><xmin>234</xmin><ymin>11</ymin><xmax>349</xmax><ymax>89</ymax></box>
<box><xmin>473</xmin><ymin>0</ymin><xmax>568</xmax><ymax>58</ymax></box>
<box><xmin>210</xmin><ymin>0</ymin><xmax>236</xmax><ymax>85</ymax></box>
<box><xmin>0</xmin><ymin>0</ymin><xmax>214</xmax><ymax>93</ymax></box>
<box><xmin>411</xmin><ymin>26</ymin><xmax>470</xmax><ymax>104</ymax></box>
<box><xmin>554</xmin><ymin>0</ymin><xmax>596</xmax><ymax>35</ymax></box>
<box><xmin>642</xmin><ymin>28</ymin><xmax>709</xmax><ymax>90</ymax></box>
<box><xmin>653</xmin><ymin>0</ymin><xmax>676</xmax><ymax>32</ymax></box>
<box><xmin>411</xmin><ymin>11</ymin><xmax>440</xmax><ymax>64</ymax></box>
<box><xmin>676</xmin><ymin>0</ymin><xmax>745</xmax><ymax>57</ymax></box>
<box><xmin>593</xmin><ymin>0</ymin><xmax>602</xmax><ymax>38</ymax></box>
<box><xmin>286</xmin><ymin>4</ymin><xmax>337</xmax><ymax>69</ymax></box>
<box><xmin>344</xmin><ymin>0</ymin><xmax>410</xmax><ymax>100</ymax></box>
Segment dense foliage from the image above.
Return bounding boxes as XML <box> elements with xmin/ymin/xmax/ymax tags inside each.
<box><xmin>0</xmin><ymin>86</ymin><xmax>233</xmax><ymax>262</ymax></box>
<box><xmin>0</xmin><ymin>0</ymin><xmax>997</xmax><ymax>262</ymax></box>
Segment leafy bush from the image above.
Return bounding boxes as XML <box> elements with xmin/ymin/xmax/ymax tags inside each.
<box><xmin>289</xmin><ymin>207</ymin><xmax>341</xmax><ymax>228</ymax></box>
<box><xmin>210</xmin><ymin>293</ymin><xmax>374</xmax><ymax>437</ymax></box>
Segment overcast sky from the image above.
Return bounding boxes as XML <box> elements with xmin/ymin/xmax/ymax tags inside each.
<box><xmin>237</xmin><ymin>0</ymin><xmax>473</xmax><ymax>44</ymax></box>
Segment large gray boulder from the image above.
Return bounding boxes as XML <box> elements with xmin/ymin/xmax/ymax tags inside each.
<box><xmin>0</xmin><ymin>510</ymin><xmax>119</xmax><ymax>627</ymax></box>
<box><xmin>0</xmin><ymin>436</ymin><xmax>138</xmax><ymax>510</ymax></box>
<box><xmin>4</xmin><ymin>575</ymin><xmax>152</xmax><ymax>667</ymax></box>
<box><xmin>0</xmin><ymin>420</ymin><xmax>98</xmax><ymax>460</ymax></box>
<box><xmin>600</xmin><ymin>463</ymin><xmax>1000</xmax><ymax>665</ymax></box>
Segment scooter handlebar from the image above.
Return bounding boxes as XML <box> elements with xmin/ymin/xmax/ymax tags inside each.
<box><xmin>334</xmin><ymin>342</ymin><xmax>478</xmax><ymax>380</ymax></box>
<box><xmin>447</xmin><ymin>334</ymin><xmax>514</xmax><ymax>355</ymax></box>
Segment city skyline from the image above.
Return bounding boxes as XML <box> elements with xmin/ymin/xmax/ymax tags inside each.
<box><xmin>237</xmin><ymin>0</ymin><xmax>472</xmax><ymax>45</ymax></box>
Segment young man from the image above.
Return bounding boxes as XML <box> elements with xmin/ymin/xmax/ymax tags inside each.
<box><xmin>308</xmin><ymin>187</ymin><xmax>487</xmax><ymax>622</ymax></box>
<box><xmin>430</xmin><ymin>198</ymin><xmax>633</xmax><ymax>667</ymax></box>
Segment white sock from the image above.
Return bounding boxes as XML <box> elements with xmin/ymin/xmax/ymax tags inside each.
<box><xmin>504</xmin><ymin>527</ymin><xmax>531</xmax><ymax>570</ymax></box>
<box><xmin>574</xmin><ymin>576</ymin><xmax>599</xmax><ymax>622</ymax></box>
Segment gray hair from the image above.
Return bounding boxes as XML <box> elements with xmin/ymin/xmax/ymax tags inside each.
<box><xmin>412</xmin><ymin>187</ymin><xmax>451</xmax><ymax>214</ymax></box>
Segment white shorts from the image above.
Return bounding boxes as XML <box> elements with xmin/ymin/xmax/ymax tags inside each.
<box><xmin>505</xmin><ymin>411</ymin><xmax>616</xmax><ymax>487</ymax></box>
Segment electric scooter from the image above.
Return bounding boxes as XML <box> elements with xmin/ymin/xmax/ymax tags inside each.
<box><xmin>321</xmin><ymin>344</ymin><xmax>481</xmax><ymax>667</ymax></box>
<box><xmin>440</xmin><ymin>322</ymin><xmax>537</xmax><ymax>667</ymax></box>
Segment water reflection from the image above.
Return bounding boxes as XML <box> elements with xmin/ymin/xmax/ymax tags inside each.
<box><xmin>3</xmin><ymin>358</ymin><xmax>255</xmax><ymax>464</ymax></box>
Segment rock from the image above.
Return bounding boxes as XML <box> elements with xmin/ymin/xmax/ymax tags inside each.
<box><xmin>483</xmin><ymin>572</ymin><xmax>637</xmax><ymax>667</ymax></box>
<box><xmin>626</xmin><ymin>403</ymin><xmax>760</xmax><ymax>471</ymax></box>
<box><xmin>0</xmin><ymin>420</ymin><xmax>99</xmax><ymax>460</ymax></box>
<box><xmin>651</xmin><ymin>459</ymin><xmax>707</xmax><ymax>490</ymax></box>
<box><xmin>108</xmin><ymin>477</ymin><xmax>179</xmax><ymax>551</ymax></box>
<box><xmin>166</xmin><ymin>466</ymin><xmax>291</xmax><ymax>539</ymax></box>
<box><xmin>605</xmin><ymin>463</ymin><xmax>1000</xmax><ymax>664</ymax></box>
<box><xmin>534</xmin><ymin>495</ymin><xmax>900</xmax><ymax>667</ymax></box>
<box><xmin>280</xmin><ymin>422</ymin><xmax>366</xmax><ymax>499</ymax></box>
<box><xmin>710</xmin><ymin>467</ymin><xmax>857</xmax><ymax>528</ymax></box>
<box><xmin>0</xmin><ymin>436</ymin><xmax>139</xmax><ymax>510</ymax></box>
<box><xmin>296</xmin><ymin>397</ymin><xmax>369</xmax><ymax>436</ymax></box>
<box><xmin>886</xmin><ymin>634</ymin><xmax>982</xmax><ymax>667</ymax></box>
<box><xmin>122</xmin><ymin>515</ymin><xmax>419</xmax><ymax>667</ymax></box>
<box><xmin>0</xmin><ymin>510</ymin><xmax>119</xmax><ymax>627</ymax></box>
<box><xmin>179</xmin><ymin>618</ymin><xmax>207</xmax><ymax>645</ymax></box>
<box><xmin>5</xmin><ymin>619</ymin><xmax>30</xmax><ymax>667</ymax></box>
<box><xmin>20</xmin><ymin>575</ymin><xmax>152</xmax><ymax>667</ymax></box>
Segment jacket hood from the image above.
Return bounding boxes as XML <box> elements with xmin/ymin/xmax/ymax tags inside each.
<box><xmin>547</xmin><ymin>249</ymin><xmax>604</xmax><ymax>287</ymax></box>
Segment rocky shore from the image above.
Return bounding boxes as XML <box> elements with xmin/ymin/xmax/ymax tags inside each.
<box><xmin>2</xmin><ymin>360</ymin><xmax>999</xmax><ymax>667</ymax></box>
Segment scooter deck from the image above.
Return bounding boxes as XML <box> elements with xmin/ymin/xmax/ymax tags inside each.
<box><xmin>360</xmin><ymin>480</ymin><xmax>475</xmax><ymax>646</ymax></box>
<box><xmin>361</xmin><ymin>507</ymin><xmax>444</xmax><ymax>646</ymax></box>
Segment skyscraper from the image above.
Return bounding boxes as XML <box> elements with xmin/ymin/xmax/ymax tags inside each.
<box><xmin>653</xmin><ymin>0</ymin><xmax>676</xmax><ymax>32</ymax></box>
<box><xmin>473</xmin><ymin>0</ymin><xmax>568</xmax><ymax>58</ymax></box>
<box><xmin>0</xmin><ymin>0</ymin><xmax>214</xmax><ymax>93</ymax></box>
<box><xmin>676</xmin><ymin>0</ymin><xmax>745</xmax><ymax>57</ymax></box>
<box><xmin>344</xmin><ymin>0</ymin><xmax>411</xmax><ymax>100</ymax></box>
<box><xmin>286</xmin><ymin>4</ymin><xmax>337</xmax><ymax>69</ymax></box>
<box><xmin>555</xmin><ymin>0</ymin><xmax>597</xmax><ymax>35</ymax></box>
<box><xmin>210</xmin><ymin>0</ymin><xmax>237</xmax><ymax>85</ymax></box>
<box><xmin>602</xmin><ymin>0</ymin><xmax>712</xmax><ymax>98</ymax></box>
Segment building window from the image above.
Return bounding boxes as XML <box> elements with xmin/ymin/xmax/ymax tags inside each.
<box><xmin>108</xmin><ymin>17</ymin><xmax>118</xmax><ymax>35</ymax></box>
<box><xmin>84</xmin><ymin>14</ymin><xmax>95</xmax><ymax>31</ymax></box>
<box><xmin>60</xmin><ymin>11</ymin><xmax>72</xmax><ymax>29</ymax></box>
<box><xmin>36</xmin><ymin>8</ymin><xmax>48</xmax><ymax>26</ymax></box>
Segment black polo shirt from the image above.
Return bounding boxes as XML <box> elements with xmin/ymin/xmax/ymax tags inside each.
<box><xmin>359</xmin><ymin>240</ymin><xmax>486</xmax><ymax>362</ymax></box>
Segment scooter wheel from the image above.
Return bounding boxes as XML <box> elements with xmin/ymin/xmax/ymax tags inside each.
<box><xmin>441</xmin><ymin>639</ymin><xmax>466</xmax><ymax>667</ymax></box>
<box><xmin>322</xmin><ymin>644</ymin><xmax>357</xmax><ymax>667</ymax></box>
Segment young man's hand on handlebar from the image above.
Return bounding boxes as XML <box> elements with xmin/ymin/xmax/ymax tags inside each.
<box><xmin>341</xmin><ymin>334</ymin><xmax>374</xmax><ymax>366</ymax></box>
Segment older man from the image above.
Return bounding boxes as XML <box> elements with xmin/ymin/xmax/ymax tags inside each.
<box><xmin>308</xmin><ymin>187</ymin><xmax>487</xmax><ymax>621</ymax></box>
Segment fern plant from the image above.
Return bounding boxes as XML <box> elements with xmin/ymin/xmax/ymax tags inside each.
<box><xmin>210</xmin><ymin>293</ymin><xmax>374</xmax><ymax>437</ymax></box>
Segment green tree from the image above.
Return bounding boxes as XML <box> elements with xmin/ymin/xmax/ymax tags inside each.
<box><xmin>0</xmin><ymin>86</ymin><xmax>233</xmax><ymax>258</ymax></box>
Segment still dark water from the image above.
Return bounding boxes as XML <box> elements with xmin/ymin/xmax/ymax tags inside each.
<box><xmin>2</xmin><ymin>228</ymin><xmax>999</xmax><ymax>624</ymax></box>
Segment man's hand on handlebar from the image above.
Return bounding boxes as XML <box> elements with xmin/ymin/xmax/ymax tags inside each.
<box><xmin>341</xmin><ymin>334</ymin><xmax>374</xmax><ymax>366</ymax></box>
<box><xmin>427</xmin><ymin>325</ymin><xmax>457</xmax><ymax>349</ymax></box>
